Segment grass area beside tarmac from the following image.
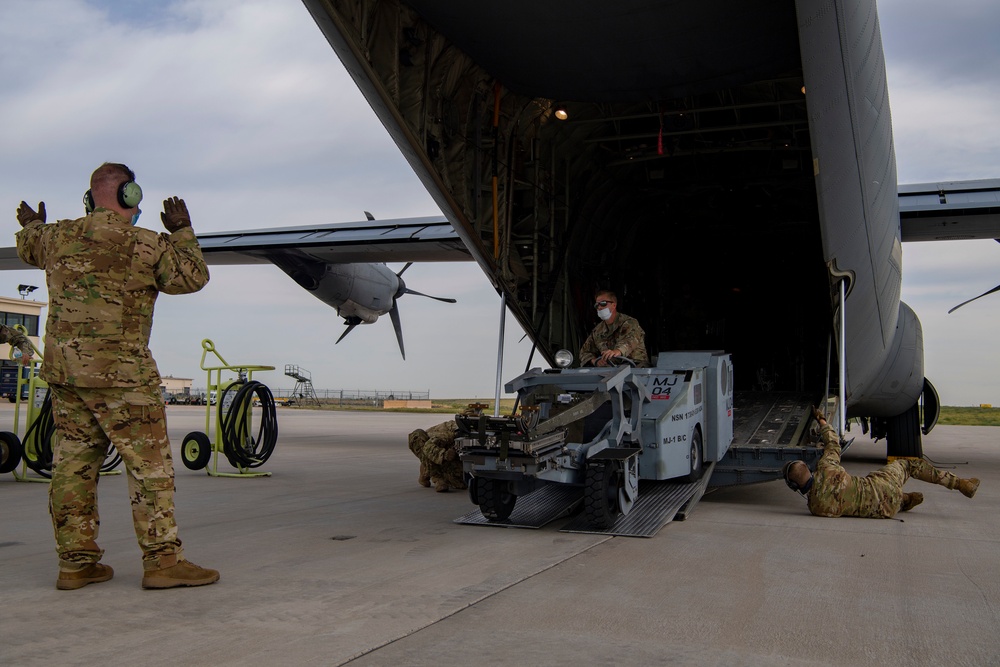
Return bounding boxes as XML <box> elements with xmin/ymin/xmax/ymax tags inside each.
<box><xmin>290</xmin><ymin>398</ymin><xmax>518</xmax><ymax>415</ymax></box>
<box><xmin>288</xmin><ymin>401</ymin><xmax>1000</xmax><ymax>425</ymax></box>
<box><xmin>937</xmin><ymin>406</ymin><xmax>1000</xmax><ymax>426</ymax></box>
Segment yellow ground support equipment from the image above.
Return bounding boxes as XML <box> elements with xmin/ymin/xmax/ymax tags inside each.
<box><xmin>180</xmin><ymin>339</ymin><xmax>277</xmax><ymax>478</ymax></box>
<box><xmin>0</xmin><ymin>327</ymin><xmax>121</xmax><ymax>481</ymax></box>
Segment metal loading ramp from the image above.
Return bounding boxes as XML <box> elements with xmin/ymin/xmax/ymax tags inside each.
<box><xmin>454</xmin><ymin>485</ymin><xmax>582</xmax><ymax>529</ymax></box>
<box><xmin>455</xmin><ymin>463</ymin><xmax>714</xmax><ymax>537</ymax></box>
<box><xmin>561</xmin><ymin>462</ymin><xmax>715</xmax><ymax>537</ymax></box>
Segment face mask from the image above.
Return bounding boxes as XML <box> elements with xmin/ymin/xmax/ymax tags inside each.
<box><xmin>130</xmin><ymin>211</ymin><xmax>141</xmax><ymax>226</ymax></box>
<box><xmin>597</xmin><ymin>307</ymin><xmax>612</xmax><ymax>321</ymax></box>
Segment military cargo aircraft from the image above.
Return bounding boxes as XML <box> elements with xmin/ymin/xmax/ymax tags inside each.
<box><xmin>291</xmin><ymin>0</ymin><xmax>1000</xmax><ymax>458</ymax></box>
<box><xmin>2</xmin><ymin>0</ymin><xmax>998</xmax><ymax>468</ymax></box>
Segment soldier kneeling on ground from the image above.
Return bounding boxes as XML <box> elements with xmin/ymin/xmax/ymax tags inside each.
<box><xmin>408</xmin><ymin>420</ymin><xmax>467</xmax><ymax>493</ymax></box>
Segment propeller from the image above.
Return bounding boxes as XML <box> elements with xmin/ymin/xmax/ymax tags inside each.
<box><xmin>948</xmin><ymin>283</ymin><xmax>1000</xmax><ymax>314</ymax></box>
<box><xmin>334</xmin><ymin>263</ymin><xmax>456</xmax><ymax>359</ymax></box>
<box><xmin>388</xmin><ymin>263</ymin><xmax>456</xmax><ymax>359</ymax></box>
<box><xmin>335</xmin><ymin>322</ymin><xmax>359</xmax><ymax>345</ymax></box>
<box><xmin>948</xmin><ymin>238</ymin><xmax>1000</xmax><ymax>314</ymax></box>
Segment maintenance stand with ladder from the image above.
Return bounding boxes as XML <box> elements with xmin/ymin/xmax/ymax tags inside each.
<box><xmin>284</xmin><ymin>364</ymin><xmax>319</xmax><ymax>405</ymax></box>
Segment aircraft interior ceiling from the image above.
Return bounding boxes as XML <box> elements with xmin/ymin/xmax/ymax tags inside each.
<box><xmin>497</xmin><ymin>79</ymin><xmax>833</xmax><ymax>394</ymax></box>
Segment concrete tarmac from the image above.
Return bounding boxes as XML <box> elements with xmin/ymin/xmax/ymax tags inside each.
<box><xmin>1</xmin><ymin>404</ymin><xmax>997</xmax><ymax>666</ymax></box>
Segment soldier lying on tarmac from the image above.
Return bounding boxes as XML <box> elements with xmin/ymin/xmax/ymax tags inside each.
<box><xmin>783</xmin><ymin>408</ymin><xmax>980</xmax><ymax>518</ymax></box>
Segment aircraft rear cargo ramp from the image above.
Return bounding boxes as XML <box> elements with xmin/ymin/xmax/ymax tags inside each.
<box><xmin>710</xmin><ymin>392</ymin><xmax>829</xmax><ymax>487</ymax></box>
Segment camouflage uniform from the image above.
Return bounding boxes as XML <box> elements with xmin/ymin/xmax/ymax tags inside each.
<box><xmin>16</xmin><ymin>208</ymin><xmax>208</xmax><ymax>571</ymax></box>
<box><xmin>408</xmin><ymin>420</ymin><xmax>466</xmax><ymax>492</ymax></box>
<box><xmin>579</xmin><ymin>313</ymin><xmax>649</xmax><ymax>367</ymax></box>
<box><xmin>0</xmin><ymin>323</ymin><xmax>33</xmax><ymax>358</ymax></box>
<box><xmin>808</xmin><ymin>423</ymin><xmax>967</xmax><ymax>518</ymax></box>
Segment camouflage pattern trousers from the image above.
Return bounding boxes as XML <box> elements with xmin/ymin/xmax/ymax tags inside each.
<box><xmin>47</xmin><ymin>384</ymin><xmax>182</xmax><ymax>571</ymax></box>
<box><xmin>871</xmin><ymin>457</ymin><xmax>962</xmax><ymax>515</ymax></box>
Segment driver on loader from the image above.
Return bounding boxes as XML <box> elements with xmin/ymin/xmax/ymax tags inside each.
<box><xmin>579</xmin><ymin>289</ymin><xmax>648</xmax><ymax>367</ymax></box>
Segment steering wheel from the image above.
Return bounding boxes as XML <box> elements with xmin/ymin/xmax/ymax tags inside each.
<box><xmin>607</xmin><ymin>355</ymin><xmax>637</xmax><ymax>368</ymax></box>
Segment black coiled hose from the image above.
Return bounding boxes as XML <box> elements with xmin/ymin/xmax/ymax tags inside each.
<box><xmin>21</xmin><ymin>390</ymin><xmax>55</xmax><ymax>477</ymax></box>
<box><xmin>219</xmin><ymin>381</ymin><xmax>278</xmax><ymax>469</ymax></box>
<box><xmin>22</xmin><ymin>389</ymin><xmax>122</xmax><ymax>478</ymax></box>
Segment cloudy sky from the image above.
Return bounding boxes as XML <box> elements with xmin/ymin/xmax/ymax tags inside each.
<box><xmin>1</xmin><ymin>0</ymin><xmax>998</xmax><ymax>404</ymax></box>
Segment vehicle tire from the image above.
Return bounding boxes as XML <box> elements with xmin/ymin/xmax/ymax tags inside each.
<box><xmin>0</xmin><ymin>431</ymin><xmax>23</xmax><ymax>474</ymax></box>
<box><xmin>478</xmin><ymin>478</ymin><xmax>516</xmax><ymax>521</ymax></box>
<box><xmin>181</xmin><ymin>431</ymin><xmax>212</xmax><ymax>471</ymax></box>
<box><xmin>467</xmin><ymin>475</ymin><xmax>479</xmax><ymax>506</ymax></box>
<box><xmin>686</xmin><ymin>428</ymin><xmax>704</xmax><ymax>483</ymax></box>
<box><xmin>584</xmin><ymin>460</ymin><xmax>621</xmax><ymax>529</ymax></box>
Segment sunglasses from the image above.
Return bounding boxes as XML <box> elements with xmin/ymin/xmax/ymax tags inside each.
<box><xmin>594</xmin><ymin>300</ymin><xmax>614</xmax><ymax>309</ymax></box>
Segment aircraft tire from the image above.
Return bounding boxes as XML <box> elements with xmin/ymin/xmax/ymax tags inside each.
<box><xmin>478</xmin><ymin>478</ymin><xmax>516</xmax><ymax>521</ymax></box>
<box><xmin>181</xmin><ymin>431</ymin><xmax>213</xmax><ymax>471</ymax></box>
<box><xmin>886</xmin><ymin>402</ymin><xmax>923</xmax><ymax>459</ymax></box>
<box><xmin>0</xmin><ymin>431</ymin><xmax>23</xmax><ymax>474</ymax></box>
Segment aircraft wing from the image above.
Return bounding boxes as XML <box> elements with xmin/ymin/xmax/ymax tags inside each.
<box><xmin>0</xmin><ymin>214</ymin><xmax>470</xmax><ymax>270</ymax></box>
<box><xmin>4</xmin><ymin>188</ymin><xmax>995</xmax><ymax>270</ymax></box>
<box><xmin>899</xmin><ymin>179</ymin><xmax>1000</xmax><ymax>241</ymax></box>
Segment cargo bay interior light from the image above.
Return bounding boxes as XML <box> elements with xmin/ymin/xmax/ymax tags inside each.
<box><xmin>553</xmin><ymin>104</ymin><xmax>568</xmax><ymax>120</ymax></box>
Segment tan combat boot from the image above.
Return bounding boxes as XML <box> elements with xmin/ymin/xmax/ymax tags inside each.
<box><xmin>900</xmin><ymin>492</ymin><xmax>923</xmax><ymax>512</ymax></box>
<box><xmin>958</xmin><ymin>478</ymin><xmax>980</xmax><ymax>498</ymax></box>
<box><xmin>418</xmin><ymin>462</ymin><xmax>431</xmax><ymax>487</ymax></box>
<box><xmin>434</xmin><ymin>478</ymin><xmax>449</xmax><ymax>492</ymax></box>
<box><xmin>57</xmin><ymin>563</ymin><xmax>114</xmax><ymax>590</ymax></box>
<box><xmin>142</xmin><ymin>559</ymin><xmax>220</xmax><ymax>589</ymax></box>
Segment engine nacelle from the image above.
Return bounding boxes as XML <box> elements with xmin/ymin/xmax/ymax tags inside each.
<box><xmin>848</xmin><ymin>301</ymin><xmax>925</xmax><ymax>418</ymax></box>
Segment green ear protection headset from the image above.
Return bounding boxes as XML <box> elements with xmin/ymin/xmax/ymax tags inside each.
<box><xmin>83</xmin><ymin>164</ymin><xmax>143</xmax><ymax>213</ymax></box>
<box><xmin>782</xmin><ymin>460</ymin><xmax>812</xmax><ymax>497</ymax></box>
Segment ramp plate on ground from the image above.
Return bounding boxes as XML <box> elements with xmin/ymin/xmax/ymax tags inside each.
<box><xmin>454</xmin><ymin>484</ymin><xmax>582</xmax><ymax>529</ymax></box>
<box><xmin>560</xmin><ymin>465</ymin><xmax>714</xmax><ymax>537</ymax></box>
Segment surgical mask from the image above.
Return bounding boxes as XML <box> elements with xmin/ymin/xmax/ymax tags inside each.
<box><xmin>130</xmin><ymin>211</ymin><xmax>141</xmax><ymax>226</ymax></box>
<box><xmin>597</xmin><ymin>307</ymin><xmax>612</xmax><ymax>321</ymax></box>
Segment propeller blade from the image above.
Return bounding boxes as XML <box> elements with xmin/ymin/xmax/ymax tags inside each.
<box><xmin>403</xmin><ymin>288</ymin><xmax>457</xmax><ymax>304</ymax></box>
<box><xmin>389</xmin><ymin>302</ymin><xmax>405</xmax><ymax>359</ymax></box>
<box><xmin>396</xmin><ymin>262</ymin><xmax>413</xmax><ymax>277</ymax></box>
<box><xmin>335</xmin><ymin>323</ymin><xmax>359</xmax><ymax>344</ymax></box>
<box><xmin>948</xmin><ymin>283</ymin><xmax>1000</xmax><ymax>314</ymax></box>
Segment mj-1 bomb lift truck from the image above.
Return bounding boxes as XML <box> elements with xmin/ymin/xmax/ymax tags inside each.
<box><xmin>458</xmin><ymin>350</ymin><xmax>734</xmax><ymax>529</ymax></box>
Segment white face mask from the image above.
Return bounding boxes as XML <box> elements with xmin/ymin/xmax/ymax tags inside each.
<box><xmin>597</xmin><ymin>307</ymin><xmax>612</xmax><ymax>321</ymax></box>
